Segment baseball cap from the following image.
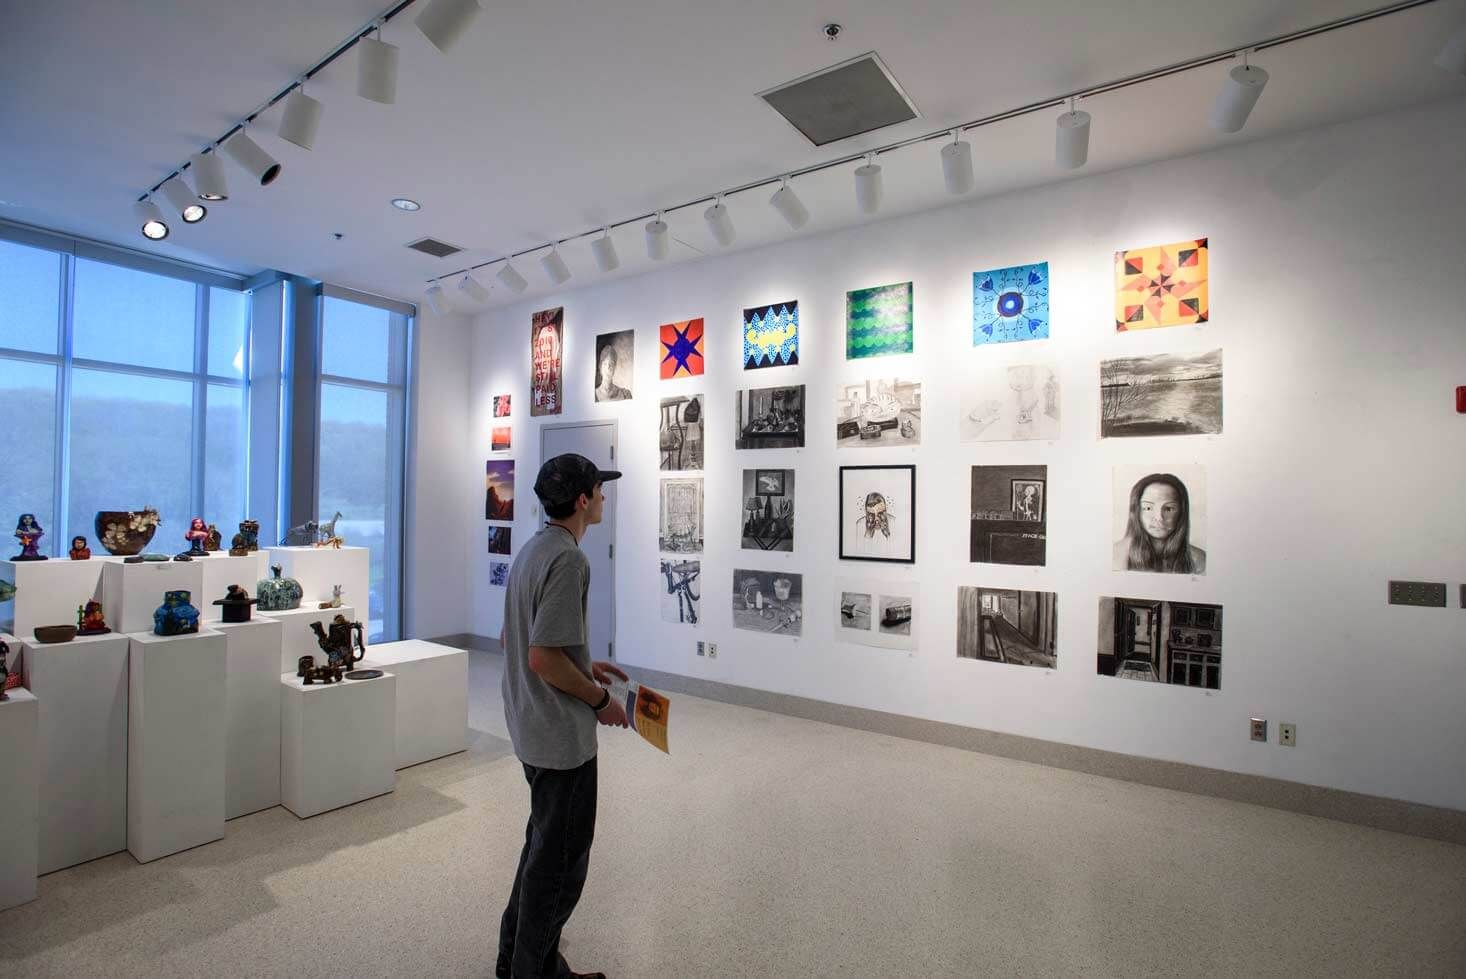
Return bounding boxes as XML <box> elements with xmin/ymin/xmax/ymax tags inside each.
<box><xmin>533</xmin><ymin>452</ymin><xmax>622</xmax><ymax>507</ymax></box>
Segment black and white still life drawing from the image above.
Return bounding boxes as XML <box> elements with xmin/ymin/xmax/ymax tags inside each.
<box><xmin>659</xmin><ymin>394</ymin><xmax>704</xmax><ymax>471</ymax></box>
<box><xmin>732</xmin><ymin>569</ymin><xmax>803</xmax><ymax>637</ymax></box>
<box><xmin>741</xmin><ymin>469</ymin><xmax>795</xmax><ymax>552</ymax></box>
<box><xmin>1097</xmin><ymin>596</ymin><xmax>1222</xmax><ymax>689</ymax></box>
<box><xmin>659</xmin><ymin>559</ymin><xmax>701</xmax><ymax>625</ymax></box>
<box><xmin>838</xmin><ymin>578</ymin><xmax>916</xmax><ymax>651</ymax></box>
<box><xmin>835</xmin><ymin>377</ymin><xmax>921</xmax><ymax>448</ymax></box>
<box><xmin>959</xmin><ymin>363</ymin><xmax>1060</xmax><ymax>442</ymax></box>
<box><xmin>659</xmin><ymin>477</ymin><xmax>704</xmax><ymax>553</ymax></box>
<box><xmin>956</xmin><ymin>587</ymin><xmax>1056</xmax><ymax>669</ymax></box>
<box><xmin>594</xmin><ymin>329</ymin><xmax>635</xmax><ymax>402</ymax></box>
<box><xmin>734</xmin><ymin>384</ymin><xmax>805</xmax><ymax>449</ymax></box>
<box><xmin>838</xmin><ymin>465</ymin><xmax>916</xmax><ymax>563</ymax></box>
<box><xmin>969</xmin><ymin>465</ymin><xmax>1047</xmax><ymax>566</ymax></box>
<box><xmin>1112</xmin><ymin>465</ymin><xmax>1207</xmax><ymax>574</ymax></box>
<box><xmin>1100</xmin><ymin>348</ymin><xmax>1221</xmax><ymax>437</ymax></box>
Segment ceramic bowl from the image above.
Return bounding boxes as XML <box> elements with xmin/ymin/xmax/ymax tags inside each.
<box><xmin>33</xmin><ymin>624</ymin><xmax>78</xmax><ymax>644</ymax></box>
<box><xmin>95</xmin><ymin>509</ymin><xmax>161</xmax><ymax>555</ymax></box>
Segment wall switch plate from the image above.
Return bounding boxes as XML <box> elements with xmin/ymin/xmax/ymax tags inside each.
<box><xmin>1461</xmin><ymin>584</ymin><xmax>1466</xmax><ymax>609</ymax></box>
<box><xmin>1279</xmin><ymin>723</ymin><xmax>1297</xmax><ymax>747</ymax></box>
<box><xmin>696</xmin><ymin>641</ymin><xmax>705</xmax><ymax>656</ymax></box>
<box><xmin>1250</xmin><ymin>717</ymin><xmax>1267</xmax><ymax>742</ymax></box>
<box><xmin>1388</xmin><ymin>581</ymin><xmax>1447</xmax><ymax>607</ymax></box>
<box><xmin>708</xmin><ymin>642</ymin><xmax>718</xmax><ymax>659</ymax></box>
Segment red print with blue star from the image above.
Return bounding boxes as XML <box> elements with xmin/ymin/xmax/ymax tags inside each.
<box><xmin>660</xmin><ymin>318</ymin><xmax>705</xmax><ymax>379</ymax></box>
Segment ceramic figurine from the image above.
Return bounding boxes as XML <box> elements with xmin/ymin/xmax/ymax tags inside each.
<box><xmin>229</xmin><ymin>519</ymin><xmax>260</xmax><ymax>556</ymax></box>
<box><xmin>314</xmin><ymin>511</ymin><xmax>344</xmax><ymax>549</ymax></box>
<box><xmin>309</xmin><ymin>614</ymin><xmax>365</xmax><ymax>674</ymax></box>
<box><xmin>181</xmin><ymin>517</ymin><xmax>210</xmax><ymax>558</ymax></box>
<box><xmin>204</xmin><ymin>524</ymin><xmax>222</xmax><ymax>552</ymax></box>
<box><xmin>124</xmin><ymin>552</ymin><xmax>172</xmax><ymax>564</ymax></box>
<box><xmin>213</xmin><ymin>584</ymin><xmax>258</xmax><ymax>623</ymax></box>
<box><xmin>153</xmin><ymin>590</ymin><xmax>201</xmax><ymax>636</ymax></box>
<box><xmin>0</xmin><ymin>579</ymin><xmax>15</xmax><ymax>602</ymax></box>
<box><xmin>77</xmin><ymin>600</ymin><xmax>111</xmax><ymax>636</ymax></box>
<box><xmin>296</xmin><ymin>654</ymin><xmax>342</xmax><ymax>685</ymax></box>
<box><xmin>94</xmin><ymin>507</ymin><xmax>161</xmax><ymax>556</ymax></box>
<box><xmin>317</xmin><ymin>584</ymin><xmax>344</xmax><ymax>610</ymax></box>
<box><xmin>281</xmin><ymin>511</ymin><xmax>344</xmax><ymax>548</ymax></box>
<box><xmin>69</xmin><ymin>535</ymin><xmax>92</xmax><ymax>560</ymax></box>
<box><xmin>13</xmin><ymin>513</ymin><xmax>47</xmax><ymax>561</ymax></box>
<box><xmin>256</xmin><ymin>564</ymin><xmax>303</xmax><ymax>611</ymax></box>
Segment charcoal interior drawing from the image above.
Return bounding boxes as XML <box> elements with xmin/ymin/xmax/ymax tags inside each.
<box><xmin>956</xmin><ymin>586</ymin><xmax>1056</xmax><ymax>669</ymax></box>
<box><xmin>659</xmin><ymin>477</ymin><xmax>705</xmax><ymax>553</ymax></box>
<box><xmin>1097</xmin><ymin>596</ymin><xmax>1222</xmax><ymax>688</ymax></box>
<box><xmin>969</xmin><ymin>465</ymin><xmax>1047</xmax><ymax>566</ymax></box>
<box><xmin>959</xmin><ymin>363</ymin><xmax>1060</xmax><ymax>442</ymax></box>
<box><xmin>735</xmin><ymin>384</ymin><xmax>805</xmax><ymax>449</ymax></box>
<box><xmin>660</xmin><ymin>394</ymin><xmax>704</xmax><ymax>470</ymax></box>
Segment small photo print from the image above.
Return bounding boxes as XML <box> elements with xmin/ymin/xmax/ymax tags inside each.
<box><xmin>732</xmin><ymin>569</ymin><xmax>803</xmax><ymax>637</ymax></box>
<box><xmin>1097</xmin><ymin>596</ymin><xmax>1222</xmax><ymax>688</ymax></box>
<box><xmin>489</xmin><ymin>561</ymin><xmax>510</xmax><ymax>587</ymax></box>
<box><xmin>660</xmin><ymin>394</ymin><xmax>704</xmax><ymax>471</ymax></box>
<box><xmin>1100</xmin><ymin>348</ymin><xmax>1222</xmax><ymax>438</ymax></box>
<box><xmin>595</xmin><ymin>329</ymin><xmax>635</xmax><ymax>402</ymax></box>
<box><xmin>956</xmin><ymin>586</ymin><xmax>1057</xmax><ymax>669</ymax></box>
<box><xmin>959</xmin><ymin>362</ymin><xmax>1060</xmax><ymax>442</ymax></box>
<box><xmin>491</xmin><ymin>426</ymin><xmax>512</xmax><ymax>452</ymax></box>
<box><xmin>1112</xmin><ymin>465</ymin><xmax>1207</xmax><ymax>575</ymax></box>
<box><xmin>659</xmin><ymin>477</ymin><xmax>704</xmax><ymax>553</ymax></box>
<box><xmin>659</xmin><ymin>559</ymin><xmax>701</xmax><ymax>625</ymax></box>
<box><xmin>837</xmin><ymin>577</ymin><xmax>916</xmax><ymax>650</ymax></box>
<box><xmin>835</xmin><ymin>377</ymin><xmax>921</xmax><ymax>448</ymax></box>
<box><xmin>741</xmin><ymin>468</ymin><xmax>794</xmax><ymax>552</ymax></box>
<box><xmin>485</xmin><ymin>460</ymin><xmax>515</xmax><ymax>521</ymax></box>
<box><xmin>487</xmin><ymin>526</ymin><xmax>512</xmax><ymax>555</ymax></box>
<box><xmin>493</xmin><ymin>394</ymin><xmax>511</xmax><ymax>417</ymax></box>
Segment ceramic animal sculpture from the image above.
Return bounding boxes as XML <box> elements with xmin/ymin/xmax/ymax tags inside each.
<box><xmin>281</xmin><ymin>518</ymin><xmax>319</xmax><ymax>547</ymax></box>
<box><xmin>230</xmin><ymin>520</ymin><xmax>260</xmax><ymax>556</ymax></box>
<box><xmin>314</xmin><ymin>511</ymin><xmax>344</xmax><ymax>549</ymax></box>
<box><xmin>204</xmin><ymin>524</ymin><xmax>222</xmax><ymax>552</ymax></box>
<box><xmin>309</xmin><ymin>614</ymin><xmax>365</xmax><ymax>674</ymax></box>
<box><xmin>296</xmin><ymin>654</ymin><xmax>341</xmax><ymax>685</ymax></box>
<box><xmin>318</xmin><ymin>584</ymin><xmax>344</xmax><ymax>610</ymax></box>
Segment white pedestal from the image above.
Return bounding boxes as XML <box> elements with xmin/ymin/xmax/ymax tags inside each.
<box><xmin>200</xmin><ymin>553</ymin><xmax>269</xmax><ymax>622</ymax></box>
<box><xmin>361</xmin><ymin>640</ymin><xmax>469</xmax><ymax>770</ymax></box>
<box><xmin>128</xmin><ymin>630</ymin><xmax>226</xmax><ymax>863</ymax></box>
<box><xmin>267</xmin><ymin>546</ymin><xmax>370</xmax><ymax>631</ymax></box>
<box><xmin>22</xmin><ymin>631</ymin><xmax>130</xmax><ymax>874</ymax></box>
<box><xmin>0</xmin><ymin>687</ymin><xmax>39</xmax><ymax>910</ymax></box>
<box><xmin>259</xmin><ymin>604</ymin><xmax>358</xmax><ymax>675</ymax></box>
<box><xmin>1</xmin><ymin>558</ymin><xmax>105</xmax><ymax>638</ymax></box>
<box><xmin>280</xmin><ymin>671</ymin><xmax>396</xmax><ymax>818</ymax></box>
<box><xmin>217</xmin><ymin>618</ymin><xmax>284</xmax><ymax>819</ymax></box>
<box><xmin>102</xmin><ymin>560</ymin><xmax>205</xmax><ymax>635</ymax></box>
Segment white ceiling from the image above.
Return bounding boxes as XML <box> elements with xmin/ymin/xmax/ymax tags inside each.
<box><xmin>2</xmin><ymin>0</ymin><xmax>1463</xmax><ymax>308</ymax></box>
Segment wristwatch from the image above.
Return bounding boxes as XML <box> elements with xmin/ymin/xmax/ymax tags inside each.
<box><xmin>590</xmin><ymin>688</ymin><xmax>612</xmax><ymax>713</ymax></box>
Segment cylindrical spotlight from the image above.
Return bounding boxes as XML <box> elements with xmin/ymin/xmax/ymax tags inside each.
<box><xmin>458</xmin><ymin>274</ymin><xmax>489</xmax><ymax>303</ymax></box>
<box><xmin>941</xmin><ymin>132</ymin><xmax>974</xmax><ymax>195</ymax></box>
<box><xmin>591</xmin><ymin>231</ymin><xmax>620</xmax><ymax>272</ymax></box>
<box><xmin>358</xmin><ymin>36</ymin><xmax>399</xmax><ymax>104</ymax></box>
<box><xmin>134</xmin><ymin>200</ymin><xmax>169</xmax><ymax>241</ymax></box>
<box><xmin>424</xmin><ymin>282</ymin><xmax>449</xmax><ymax>315</ymax></box>
<box><xmin>189</xmin><ymin>150</ymin><xmax>229</xmax><ymax>201</ymax></box>
<box><xmin>646</xmin><ymin>213</ymin><xmax>670</xmax><ymax>260</ymax></box>
<box><xmin>704</xmin><ymin>197</ymin><xmax>736</xmax><ymax>246</ymax></box>
<box><xmin>1210</xmin><ymin>63</ymin><xmax>1269</xmax><ymax>133</ymax></box>
<box><xmin>416</xmin><ymin>0</ymin><xmax>481</xmax><ymax>53</ymax></box>
<box><xmin>541</xmin><ymin>246</ymin><xmax>572</xmax><ymax>285</ymax></box>
<box><xmin>496</xmin><ymin>261</ymin><xmax>528</xmax><ymax>294</ymax></box>
<box><xmin>222</xmin><ymin>130</ymin><xmax>281</xmax><ymax>186</ymax></box>
<box><xmin>854</xmin><ymin>155</ymin><xmax>883</xmax><ymax>214</ymax></box>
<box><xmin>769</xmin><ymin>177</ymin><xmax>809</xmax><ymax>230</ymax></box>
<box><xmin>1055</xmin><ymin>108</ymin><xmax>1091</xmax><ymax>169</ymax></box>
<box><xmin>160</xmin><ymin>176</ymin><xmax>206</xmax><ymax>223</ymax></box>
<box><xmin>1438</xmin><ymin>27</ymin><xmax>1466</xmax><ymax>75</ymax></box>
<box><xmin>278</xmin><ymin>87</ymin><xmax>323</xmax><ymax>150</ymax></box>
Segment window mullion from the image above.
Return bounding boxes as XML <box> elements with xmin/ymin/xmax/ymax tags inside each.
<box><xmin>54</xmin><ymin>251</ymin><xmax>76</xmax><ymax>556</ymax></box>
<box><xmin>192</xmin><ymin>283</ymin><xmax>208</xmax><ymax>518</ymax></box>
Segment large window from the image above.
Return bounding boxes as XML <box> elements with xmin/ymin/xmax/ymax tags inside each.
<box><xmin>0</xmin><ymin>238</ymin><xmax>249</xmax><ymax>558</ymax></box>
<box><xmin>317</xmin><ymin>294</ymin><xmax>409</xmax><ymax>642</ymax></box>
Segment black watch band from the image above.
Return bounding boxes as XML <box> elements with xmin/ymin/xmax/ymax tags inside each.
<box><xmin>591</xmin><ymin>688</ymin><xmax>611</xmax><ymax>713</ymax></box>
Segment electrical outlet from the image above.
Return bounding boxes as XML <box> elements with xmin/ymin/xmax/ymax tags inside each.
<box><xmin>1388</xmin><ymin>580</ymin><xmax>1447</xmax><ymax>607</ymax></box>
<box><xmin>696</xmin><ymin>641</ymin><xmax>705</xmax><ymax>657</ymax></box>
<box><xmin>1279</xmin><ymin>723</ymin><xmax>1296</xmax><ymax>747</ymax></box>
<box><xmin>1250</xmin><ymin>717</ymin><xmax>1267</xmax><ymax>742</ymax></box>
<box><xmin>708</xmin><ymin>642</ymin><xmax>718</xmax><ymax>659</ymax></box>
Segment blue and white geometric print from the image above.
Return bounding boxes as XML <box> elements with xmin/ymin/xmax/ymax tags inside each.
<box><xmin>743</xmin><ymin>300</ymin><xmax>800</xmax><ymax>370</ymax></box>
<box><xmin>973</xmin><ymin>262</ymin><xmax>1050</xmax><ymax>346</ymax></box>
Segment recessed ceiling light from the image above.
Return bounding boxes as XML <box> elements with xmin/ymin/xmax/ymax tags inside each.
<box><xmin>391</xmin><ymin>197</ymin><xmax>421</xmax><ymax>211</ymax></box>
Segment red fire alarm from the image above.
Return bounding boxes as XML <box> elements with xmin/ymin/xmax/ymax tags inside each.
<box><xmin>1458</xmin><ymin>386</ymin><xmax>1466</xmax><ymax>414</ymax></box>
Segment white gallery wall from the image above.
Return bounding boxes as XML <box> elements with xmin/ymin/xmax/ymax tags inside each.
<box><xmin>462</xmin><ymin>95</ymin><xmax>1466</xmax><ymax>812</ymax></box>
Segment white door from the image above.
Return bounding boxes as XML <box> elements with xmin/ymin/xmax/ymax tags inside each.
<box><xmin>539</xmin><ymin>422</ymin><xmax>617</xmax><ymax>662</ymax></box>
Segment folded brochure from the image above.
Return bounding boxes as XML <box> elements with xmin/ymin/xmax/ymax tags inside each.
<box><xmin>604</xmin><ymin>676</ymin><xmax>670</xmax><ymax>753</ymax></box>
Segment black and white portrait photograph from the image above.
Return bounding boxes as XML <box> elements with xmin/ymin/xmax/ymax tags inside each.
<box><xmin>1100</xmin><ymin>348</ymin><xmax>1222</xmax><ymax>437</ymax></box>
<box><xmin>959</xmin><ymin>362</ymin><xmax>1060</xmax><ymax>442</ymax></box>
<box><xmin>594</xmin><ymin>329</ymin><xmax>635</xmax><ymax>402</ymax></box>
<box><xmin>659</xmin><ymin>477</ymin><xmax>704</xmax><ymax>553</ymax></box>
<box><xmin>741</xmin><ymin>468</ymin><xmax>794</xmax><ymax>552</ymax></box>
<box><xmin>839</xmin><ymin>465</ymin><xmax>916</xmax><ymax>563</ymax></box>
<box><xmin>956</xmin><ymin>586</ymin><xmax>1056</xmax><ymax>669</ymax></box>
<box><xmin>659</xmin><ymin>559</ymin><xmax>700</xmax><ymax>626</ymax></box>
<box><xmin>837</xmin><ymin>578</ymin><xmax>916</xmax><ymax>650</ymax></box>
<box><xmin>970</xmin><ymin>465</ymin><xmax>1047</xmax><ymax>566</ymax></box>
<box><xmin>734</xmin><ymin>384</ymin><xmax>805</xmax><ymax>449</ymax></box>
<box><xmin>1112</xmin><ymin>464</ymin><xmax>1207</xmax><ymax>574</ymax></box>
<box><xmin>835</xmin><ymin>377</ymin><xmax>921</xmax><ymax>448</ymax></box>
<box><xmin>732</xmin><ymin>569</ymin><xmax>803</xmax><ymax>637</ymax></box>
<box><xmin>660</xmin><ymin>393</ymin><xmax>704</xmax><ymax>470</ymax></box>
<box><xmin>1097</xmin><ymin>596</ymin><xmax>1222</xmax><ymax>689</ymax></box>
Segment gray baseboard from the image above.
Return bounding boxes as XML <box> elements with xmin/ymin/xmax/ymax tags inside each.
<box><xmin>450</xmin><ymin>635</ymin><xmax>1466</xmax><ymax>846</ymax></box>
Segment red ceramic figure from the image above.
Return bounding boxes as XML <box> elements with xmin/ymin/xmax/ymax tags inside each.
<box><xmin>69</xmin><ymin>535</ymin><xmax>91</xmax><ymax>560</ymax></box>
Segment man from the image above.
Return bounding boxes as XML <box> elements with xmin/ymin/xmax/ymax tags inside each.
<box><xmin>498</xmin><ymin>452</ymin><xmax>630</xmax><ymax>979</ymax></box>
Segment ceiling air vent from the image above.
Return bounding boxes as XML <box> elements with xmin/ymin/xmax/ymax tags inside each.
<box><xmin>405</xmin><ymin>237</ymin><xmax>463</xmax><ymax>258</ymax></box>
<box><xmin>759</xmin><ymin>52</ymin><xmax>919</xmax><ymax>147</ymax></box>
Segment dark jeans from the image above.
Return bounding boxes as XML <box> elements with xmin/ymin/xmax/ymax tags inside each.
<box><xmin>497</xmin><ymin>756</ymin><xmax>599</xmax><ymax>979</ymax></box>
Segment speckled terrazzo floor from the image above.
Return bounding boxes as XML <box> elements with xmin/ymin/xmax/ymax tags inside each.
<box><xmin>2</xmin><ymin>648</ymin><xmax>1464</xmax><ymax>977</ymax></box>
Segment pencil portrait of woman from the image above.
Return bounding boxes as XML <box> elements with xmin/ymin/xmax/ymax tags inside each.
<box><xmin>1113</xmin><ymin>471</ymin><xmax>1206</xmax><ymax>574</ymax></box>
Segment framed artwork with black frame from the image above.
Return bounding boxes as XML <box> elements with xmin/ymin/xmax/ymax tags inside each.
<box><xmin>838</xmin><ymin>464</ymin><xmax>916</xmax><ymax>563</ymax></box>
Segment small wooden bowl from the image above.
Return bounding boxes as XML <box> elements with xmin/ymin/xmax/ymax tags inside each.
<box><xmin>33</xmin><ymin>624</ymin><xmax>78</xmax><ymax>644</ymax></box>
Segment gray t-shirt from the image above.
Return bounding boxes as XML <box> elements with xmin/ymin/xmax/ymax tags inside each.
<box><xmin>501</xmin><ymin>524</ymin><xmax>597</xmax><ymax>769</ymax></box>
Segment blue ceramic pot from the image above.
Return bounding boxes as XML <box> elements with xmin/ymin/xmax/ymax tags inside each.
<box><xmin>153</xmin><ymin>590</ymin><xmax>201</xmax><ymax>636</ymax></box>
